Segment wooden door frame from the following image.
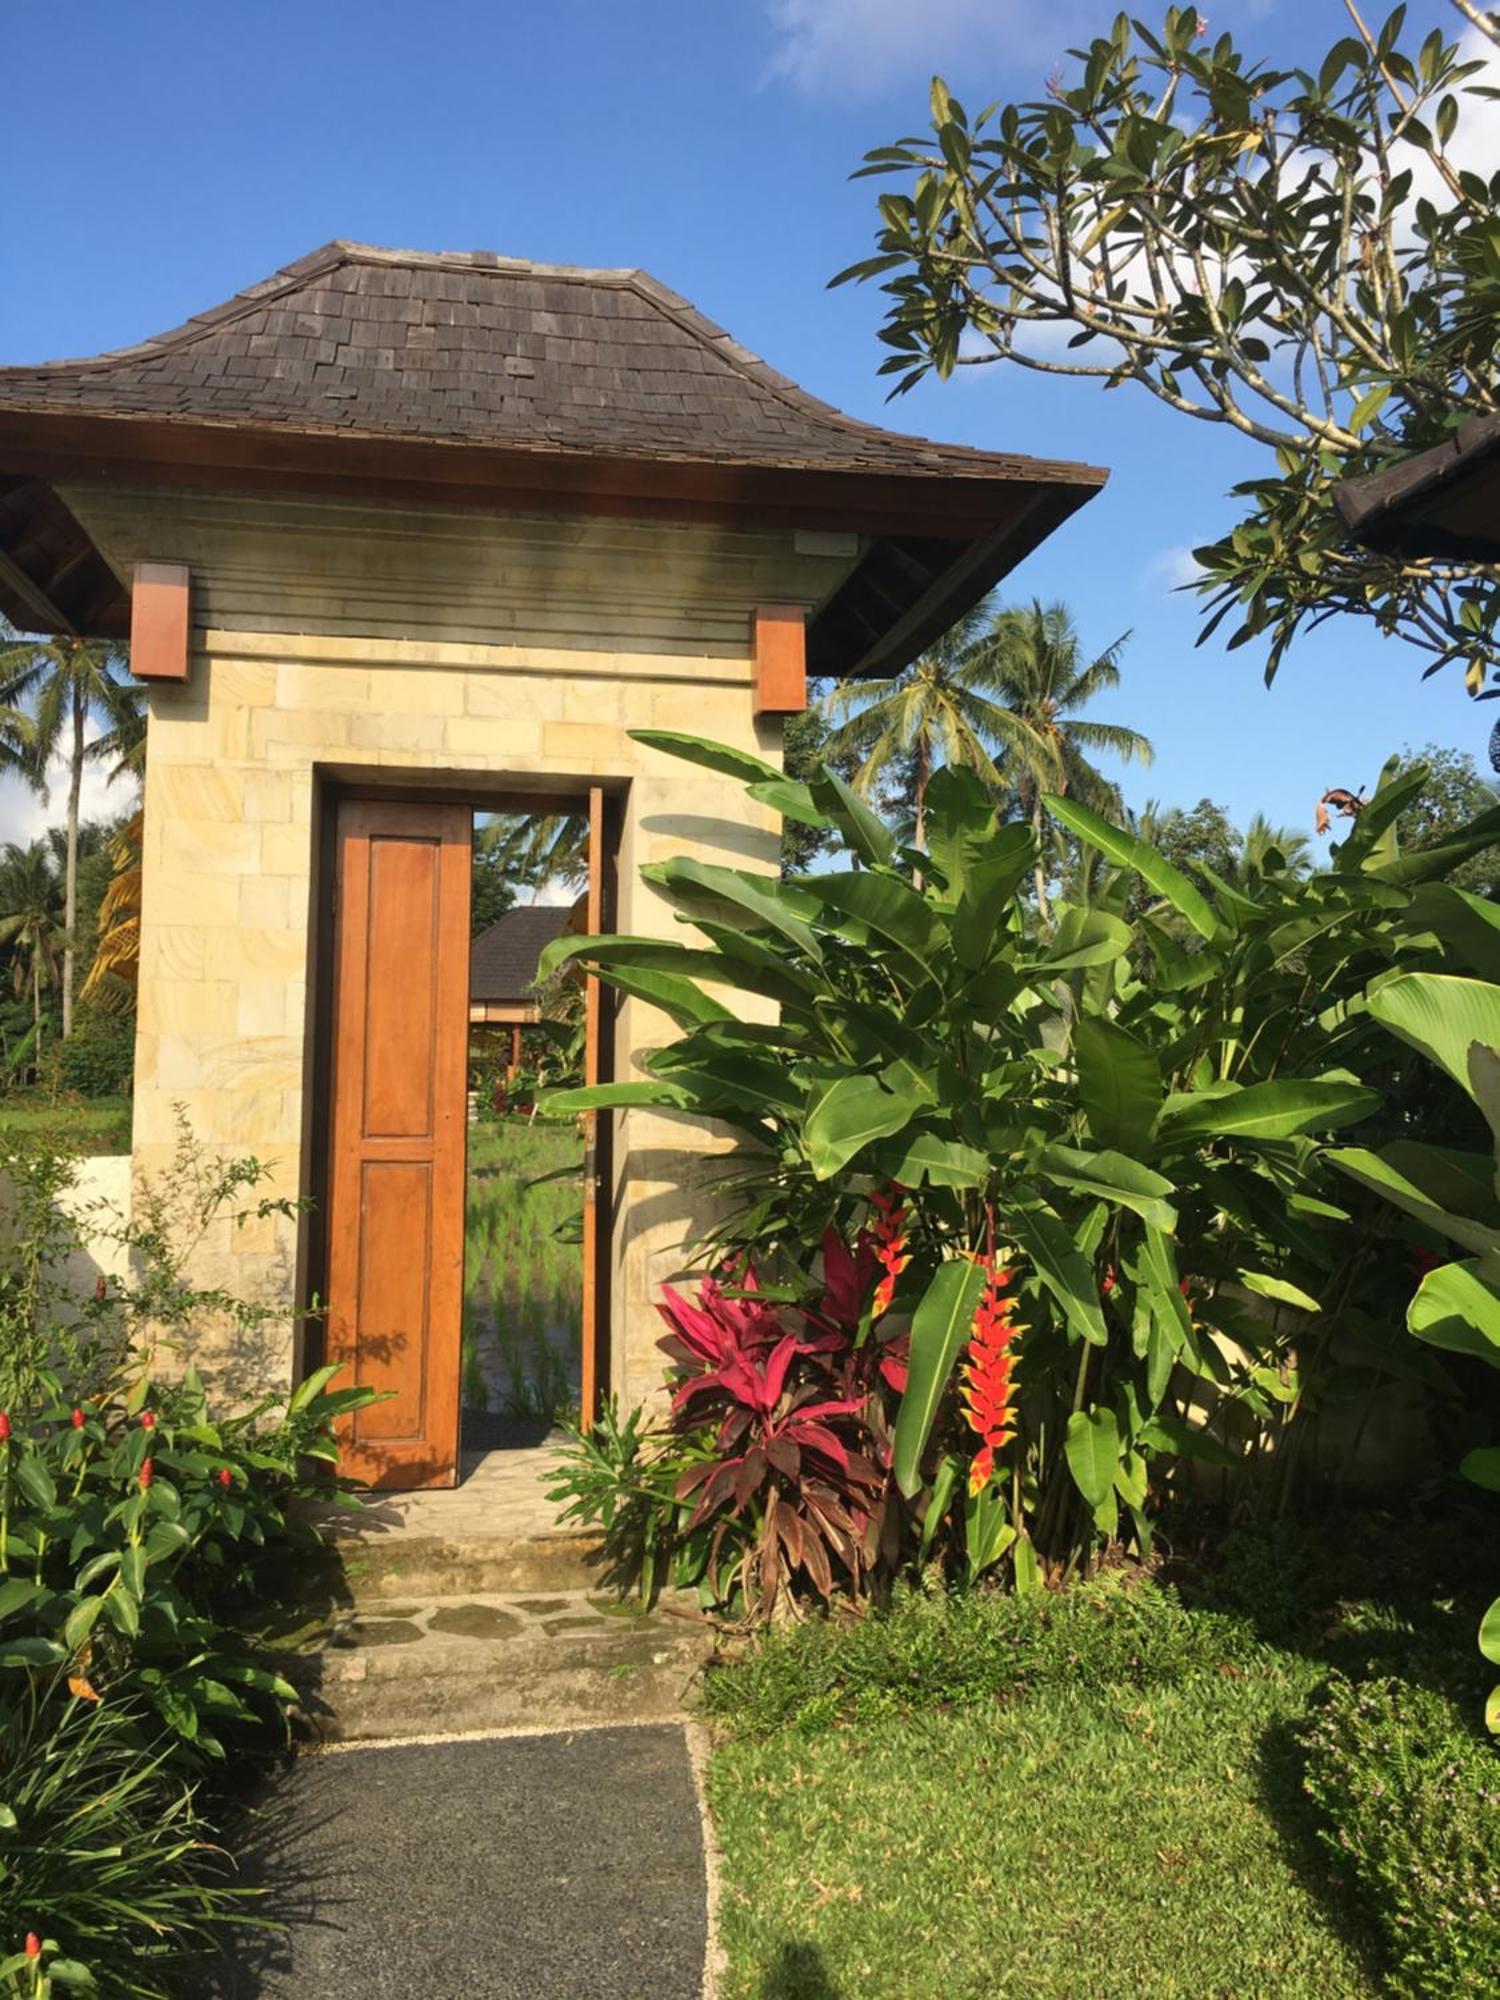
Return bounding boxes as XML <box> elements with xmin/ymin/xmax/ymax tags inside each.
<box><xmin>303</xmin><ymin>769</ymin><xmax>623</xmax><ymax>1461</ymax></box>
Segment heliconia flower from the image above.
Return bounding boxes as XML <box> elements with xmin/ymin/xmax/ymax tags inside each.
<box><xmin>24</xmin><ymin>1934</ymin><xmax>40</xmax><ymax>1958</ymax></box>
<box><xmin>869</xmin><ymin>1184</ymin><xmax>911</xmax><ymax>1318</ymax></box>
<box><xmin>0</xmin><ymin>1412</ymin><xmax>10</xmax><ymax>1443</ymax></box>
<box><xmin>71</xmin><ymin>1408</ymin><xmax>85</xmax><ymax>1430</ymax></box>
<box><xmin>139</xmin><ymin>1459</ymin><xmax>154</xmax><ymax>1490</ymax></box>
<box><xmin>960</xmin><ymin>1251</ymin><xmax>1023</xmax><ymax>1496</ymax></box>
<box><xmin>141</xmin><ymin>1411</ymin><xmax>156</xmax><ymax>1431</ymax></box>
<box><xmin>217</xmin><ymin>1467</ymin><xmax>233</xmax><ymax>1489</ymax></box>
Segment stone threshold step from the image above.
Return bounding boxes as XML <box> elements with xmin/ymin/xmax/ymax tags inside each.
<box><xmin>324</xmin><ymin>1530</ymin><xmax>607</xmax><ymax>1602</ymax></box>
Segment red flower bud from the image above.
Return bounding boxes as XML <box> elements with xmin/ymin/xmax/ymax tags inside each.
<box><xmin>71</xmin><ymin>1408</ymin><xmax>85</xmax><ymax>1429</ymax></box>
<box><xmin>0</xmin><ymin>1412</ymin><xmax>9</xmax><ymax>1442</ymax></box>
<box><xmin>217</xmin><ymin>1466</ymin><xmax>233</xmax><ymax>1489</ymax></box>
<box><xmin>94</xmin><ymin>1275</ymin><xmax>107</xmax><ymax>1301</ymax></box>
<box><xmin>141</xmin><ymin>1411</ymin><xmax>156</xmax><ymax>1431</ymax></box>
<box><xmin>24</xmin><ymin>1934</ymin><xmax>40</xmax><ymax>1958</ymax></box>
<box><xmin>139</xmin><ymin>1458</ymin><xmax>154</xmax><ymax>1490</ymax></box>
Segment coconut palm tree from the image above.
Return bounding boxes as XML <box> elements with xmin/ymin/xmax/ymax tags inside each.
<box><xmin>1236</xmin><ymin>813</ymin><xmax>1311</xmax><ymax>883</ymax></box>
<box><xmin>985</xmin><ymin>601</ymin><xmax>1154</xmax><ymax>918</ymax></box>
<box><xmin>823</xmin><ymin>605</ymin><xmax>1038</xmax><ymax>851</ymax></box>
<box><xmin>0</xmin><ymin>841</ymin><xmax>65</xmax><ymax>1057</ymax></box>
<box><xmin>0</xmin><ymin>634</ymin><xmax>142</xmax><ymax>1038</ymax></box>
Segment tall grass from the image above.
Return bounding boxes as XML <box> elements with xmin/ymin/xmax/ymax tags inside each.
<box><xmin>462</xmin><ymin>1111</ymin><xmax>583</xmax><ymax>1426</ymax></box>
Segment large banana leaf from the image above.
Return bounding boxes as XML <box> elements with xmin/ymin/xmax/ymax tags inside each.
<box><xmin>892</xmin><ymin>1258</ymin><xmax>988</xmax><ymax>1498</ymax></box>
<box><xmin>1407</xmin><ymin>1259</ymin><xmax>1500</xmax><ymax>1367</ymax></box>
<box><xmin>1328</xmin><ymin>1145</ymin><xmax>1500</xmax><ymax>1257</ymax></box>
<box><xmin>626</xmin><ymin>728</ymin><xmax>780</xmax><ymax>785</ymax></box>
<box><xmin>1073</xmin><ymin>1016</ymin><xmax>1162</xmax><ymax>1154</ymax></box>
<box><xmin>1366</xmin><ymin>972</ymin><xmax>1500</xmax><ymax>1098</ymax></box>
<box><xmin>1065</xmin><ymin>1407</ymin><xmax>1121</xmax><ymax>1525</ymax></box>
<box><xmin>1159</xmin><ymin>1077</ymin><xmax>1377</xmax><ymax>1142</ymax></box>
<box><xmin>803</xmin><ymin>1072</ymin><xmax>924</xmax><ymax>1180</ymax></box>
<box><xmin>538</xmin><ymin>933</ymin><xmax>814</xmax><ymax>1010</ymax></box>
<box><xmin>1009</xmin><ymin>1201</ymin><xmax>1109</xmax><ymax>1346</ymax></box>
<box><xmin>643</xmin><ymin>858</ymin><xmax>824</xmax><ymax>961</ymax></box>
<box><xmin>798</xmin><ymin>870</ymin><xmax>943</xmax><ymax>973</ymax></box>
<box><xmin>1044</xmin><ymin>795</ymin><xmax>1222</xmax><ymax>942</ymax></box>
<box><xmin>810</xmin><ymin>766</ymin><xmax>895</xmax><ymax>867</ymax></box>
<box><xmin>1037</xmin><ymin>1144</ymin><xmax>1177</xmax><ymax>1233</ymax></box>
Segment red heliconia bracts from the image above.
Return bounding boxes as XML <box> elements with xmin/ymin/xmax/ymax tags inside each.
<box><xmin>960</xmin><ymin>1252</ymin><xmax>1022</xmax><ymax>1496</ymax></box>
<box><xmin>868</xmin><ymin>1184</ymin><xmax>910</xmax><ymax>1318</ymax></box>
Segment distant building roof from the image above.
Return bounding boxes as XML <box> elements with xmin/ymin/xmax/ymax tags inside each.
<box><xmin>1333</xmin><ymin>415</ymin><xmax>1500</xmax><ymax>561</ymax></box>
<box><xmin>0</xmin><ymin>241</ymin><xmax>1107</xmax><ymax>676</ymax></box>
<box><xmin>470</xmin><ymin>905</ymin><xmax>572</xmax><ymax>1006</ymax></box>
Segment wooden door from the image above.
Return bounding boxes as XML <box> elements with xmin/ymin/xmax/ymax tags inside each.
<box><xmin>325</xmin><ymin>799</ymin><xmax>471</xmax><ymax>1489</ymax></box>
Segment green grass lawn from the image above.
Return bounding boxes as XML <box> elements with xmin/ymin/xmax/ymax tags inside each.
<box><xmin>463</xmin><ymin>1111</ymin><xmax>583</xmax><ymax>1423</ymax></box>
<box><xmin>708</xmin><ymin>1674</ymin><xmax>1380</xmax><ymax>2000</ymax></box>
<box><xmin>702</xmin><ymin>1572</ymin><xmax>1398</xmax><ymax>2000</ymax></box>
<box><xmin>0</xmin><ymin>1092</ymin><xmax>132</xmax><ymax>1154</ymax></box>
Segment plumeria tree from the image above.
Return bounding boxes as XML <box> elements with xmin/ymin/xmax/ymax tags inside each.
<box><xmin>837</xmin><ymin>3</ymin><xmax>1500</xmax><ymax>693</ymax></box>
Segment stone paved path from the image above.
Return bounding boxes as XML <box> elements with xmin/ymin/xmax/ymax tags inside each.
<box><xmin>217</xmin><ymin>1724</ymin><xmax>709</xmax><ymax>1999</ymax></box>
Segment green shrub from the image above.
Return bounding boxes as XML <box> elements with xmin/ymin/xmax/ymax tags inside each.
<box><xmin>1300</xmin><ymin>1675</ymin><xmax>1500</xmax><ymax>1998</ymax></box>
<box><xmin>0</xmin><ymin>1688</ymin><xmax>258</xmax><ymax>1997</ymax></box>
<box><xmin>701</xmin><ymin>1572</ymin><xmax>1267</xmax><ymax>1734</ymax></box>
<box><xmin>52</xmin><ymin>1016</ymin><xmax>134</xmax><ymax>1101</ymax></box>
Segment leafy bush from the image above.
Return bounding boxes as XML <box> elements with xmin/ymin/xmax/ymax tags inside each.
<box><xmin>1300</xmin><ymin>1675</ymin><xmax>1500</xmax><ymax>1998</ymax></box>
<box><xmin>547</xmin><ymin>733</ymin><xmax>1500</xmax><ymax>1591</ymax></box>
<box><xmin>0</xmin><ymin>1689</ymin><xmax>257</xmax><ymax>1997</ymax></box>
<box><xmin>0</xmin><ymin>1361</ymin><xmax>368</xmax><ymax>1759</ymax></box>
<box><xmin>52</xmin><ymin>1016</ymin><xmax>134</xmax><ymax>1101</ymax></box>
<box><xmin>700</xmin><ymin>1573</ymin><xmax>1265</xmax><ymax>1734</ymax></box>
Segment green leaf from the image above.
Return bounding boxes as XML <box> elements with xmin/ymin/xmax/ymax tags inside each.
<box><xmin>63</xmin><ymin>1595</ymin><xmax>106</xmax><ymax>1650</ymax></box>
<box><xmin>746</xmin><ymin>778</ymin><xmax>831</xmax><ymax>830</ymax></box>
<box><xmin>1329</xmin><ymin>1145</ymin><xmax>1500</xmax><ymax>1257</ymax></box>
<box><xmin>964</xmin><ymin>1483</ymin><xmax>1016</xmax><ymax>1580</ymax></box>
<box><xmin>810</xmin><ymin>766</ymin><xmax>896</xmax><ymax>867</ymax></box>
<box><xmin>805</xmin><ymin>1073</ymin><xmax>922</xmax><ymax>1181</ymax></box>
<box><xmin>540</xmin><ymin>1081</ymin><xmax>685</xmax><ymax>1116</ymax></box>
<box><xmin>1160</xmin><ymin>1078</ymin><xmax>1377</xmax><ymax>1142</ymax></box>
<box><xmin>877</xmin><ymin>1129</ymin><xmax>991</xmax><ymax>1191</ymax></box>
<box><xmin>287</xmin><ymin>1361</ymin><xmax>343</xmax><ymax>1415</ymax></box>
<box><xmin>1036</xmin><ymin>905</ymin><xmax>1134</xmax><ymax>972</ymax></box>
<box><xmin>1138</xmin><ymin>1410</ymin><xmax>1236</xmax><ymax>1468</ymax></box>
<box><xmin>1407</xmin><ymin>1259</ymin><xmax>1500</xmax><ymax>1367</ymax></box>
<box><xmin>1073</xmin><ymin>1016</ymin><xmax>1161</xmax><ymax>1154</ymax></box>
<box><xmin>1367</xmin><ymin>972</ymin><xmax>1500</xmax><ymax>1098</ymax></box>
<box><xmin>1237</xmin><ymin>1272</ymin><xmax>1322</xmax><ymax>1313</ymax></box>
<box><xmin>1012</xmin><ymin>1528</ymin><xmax>1043</xmax><ymax>1595</ymax></box>
<box><xmin>953</xmin><ymin>829</ymin><xmax>1034</xmax><ymax>968</ymax></box>
<box><xmin>1406</xmin><ymin>883</ymin><xmax>1500</xmax><ymax>982</ymax></box>
<box><xmin>1037</xmin><ymin>1144</ymin><xmax>1177</xmax><ymax>1233</ymax></box>
<box><xmin>627</xmin><ymin>728</ymin><xmax>781</xmax><ymax>785</ymax></box>
<box><xmin>0</xmin><ymin>1578</ymin><xmax>48</xmax><ymax>1620</ymax></box>
<box><xmin>1065</xmin><ymin>1407</ymin><xmax>1121</xmax><ymax>1509</ymax></box>
<box><xmin>1044</xmin><ymin>795</ymin><xmax>1221</xmax><ymax>941</ymax></box>
<box><xmin>893</xmin><ymin>1259</ymin><xmax>987</xmax><ymax>1498</ymax></box>
<box><xmin>1009</xmin><ymin>1202</ymin><xmax>1108</xmax><ymax>1346</ymax></box>
<box><xmin>583</xmin><ymin>964</ymin><xmax>732</xmax><ymax>1031</ymax></box>
<box><xmin>1480</xmin><ymin>1597</ymin><xmax>1500</xmax><ymax>1668</ymax></box>
<box><xmin>800</xmin><ymin>870</ymin><xmax>942</xmax><ymax>971</ymax></box>
<box><xmin>1459</xmin><ymin>1445</ymin><xmax>1500</xmax><ymax>1491</ymax></box>
<box><xmin>0</xmin><ymin>1637</ymin><xmax>66</xmax><ymax>1666</ymax></box>
<box><xmin>646</xmin><ymin>858</ymin><xmax>824</xmax><ymax>961</ymax></box>
<box><xmin>14</xmin><ymin>1455</ymin><xmax>57</xmax><ymax>1510</ymax></box>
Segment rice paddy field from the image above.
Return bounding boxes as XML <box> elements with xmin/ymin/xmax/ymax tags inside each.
<box><xmin>462</xmin><ymin>1109</ymin><xmax>584</xmax><ymax>1433</ymax></box>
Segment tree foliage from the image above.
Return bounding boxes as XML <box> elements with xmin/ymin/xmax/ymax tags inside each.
<box><xmin>837</xmin><ymin>3</ymin><xmax>1500</xmax><ymax>691</ymax></box>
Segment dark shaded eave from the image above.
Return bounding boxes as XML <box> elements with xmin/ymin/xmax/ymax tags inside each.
<box><xmin>0</xmin><ymin>408</ymin><xmax>1105</xmax><ymax>675</ymax></box>
<box><xmin>1332</xmin><ymin>415</ymin><xmax>1500</xmax><ymax>561</ymax></box>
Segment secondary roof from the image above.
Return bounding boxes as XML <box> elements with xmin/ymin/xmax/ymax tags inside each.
<box><xmin>1333</xmin><ymin>415</ymin><xmax>1500</xmax><ymax>561</ymax></box>
<box><xmin>0</xmin><ymin>241</ymin><xmax>1107</xmax><ymax>675</ymax></box>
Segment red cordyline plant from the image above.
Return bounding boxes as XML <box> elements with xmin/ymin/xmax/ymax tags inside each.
<box><xmin>658</xmin><ymin>1223</ymin><xmax>909</xmax><ymax>1617</ymax></box>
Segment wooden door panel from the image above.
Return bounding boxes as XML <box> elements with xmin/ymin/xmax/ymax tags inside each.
<box><xmin>326</xmin><ymin>800</ymin><xmax>470</xmax><ymax>1489</ymax></box>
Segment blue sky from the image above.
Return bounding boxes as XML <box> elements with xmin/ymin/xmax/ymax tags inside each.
<box><xmin>2</xmin><ymin>0</ymin><xmax>1492</xmax><ymax>847</ymax></box>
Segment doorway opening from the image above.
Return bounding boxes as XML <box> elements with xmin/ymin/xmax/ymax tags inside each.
<box><xmin>318</xmin><ymin>778</ymin><xmax>617</xmax><ymax>1495</ymax></box>
<box><xmin>461</xmin><ymin>808</ymin><xmax>590</xmax><ymax>1458</ymax></box>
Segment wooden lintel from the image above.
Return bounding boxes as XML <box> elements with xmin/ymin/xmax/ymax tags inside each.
<box><xmin>129</xmin><ymin>562</ymin><xmax>191</xmax><ymax>681</ymax></box>
<box><xmin>752</xmin><ymin>604</ymin><xmax>808</xmax><ymax>716</ymax></box>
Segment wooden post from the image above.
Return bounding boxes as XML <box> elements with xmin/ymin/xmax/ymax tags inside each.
<box><xmin>579</xmin><ymin>785</ymin><xmax>606</xmax><ymax>1430</ymax></box>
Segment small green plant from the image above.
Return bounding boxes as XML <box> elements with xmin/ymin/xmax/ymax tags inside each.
<box><xmin>548</xmin><ymin>1399</ymin><xmax>715</xmax><ymax>1605</ymax></box>
<box><xmin>1300</xmin><ymin>1675</ymin><xmax>1500</xmax><ymax>1998</ymax></box>
<box><xmin>0</xmin><ymin>1687</ymin><xmax>260</xmax><ymax>1998</ymax></box>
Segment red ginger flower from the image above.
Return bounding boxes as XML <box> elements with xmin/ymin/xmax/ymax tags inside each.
<box><xmin>141</xmin><ymin>1411</ymin><xmax>156</xmax><ymax>1431</ymax></box>
<box><xmin>868</xmin><ymin>1184</ymin><xmax>911</xmax><ymax>1318</ymax></box>
<box><xmin>0</xmin><ymin>1413</ymin><xmax>9</xmax><ymax>1443</ymax></box>
<box><xmin>71</xmin><ymin>1408</ymin><xmax>85</xmax><ymax>1429</ymax></box>
<box><xmin>25</xmin><ymin>1934</ymin><xmax>40</xmax><ymax>1958</ymax></box>
<box><xmin>217</xmin><ymin>1467</ymin><xmax>233</xmax><ymax>1489</ymax></box>
<box><xmin>960</xmin><ymin>1251</ymin><xmax>1023</xmax><ymax>1496</ymax></box>
<box><xmin>139</xmin><ymin>1459</ymin><xmax>154</xmax><ymax>1491</ymax></box>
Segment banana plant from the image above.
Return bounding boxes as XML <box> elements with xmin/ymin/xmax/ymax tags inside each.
<box><xmin>543</xmin><ymin>733</ymin><xmax>1500</xmax><ymax>1578</ymax></box>
<box><xmin>1330</xmin><ymin>969</ymin><xmax>1500</xmax><ymax>1730</ymax></box>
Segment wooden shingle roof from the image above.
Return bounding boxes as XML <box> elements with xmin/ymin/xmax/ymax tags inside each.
<box><xmin>470</xmin><ymin>906</ymin><xmax>571</xmax><ymax>1005</ymax></box>
<box><xmin>0</xmin><ymin>242</ymin><xmax>1108</xmax><ymax>673</ymax></box>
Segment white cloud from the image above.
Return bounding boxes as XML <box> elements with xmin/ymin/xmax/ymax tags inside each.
<box><xmin>762</xmin><ymin>0</ymin><xmax>1092</xmax><ymax>98</ymax></box>
<box><xmin>1147</xmin><ymin>546</ymin><xmax>1205</xmax><ymax>593</ymax></box>
<box><xmin>0</xmin><ymin>732</ymin><xmax>138</xmax><ymax>852</ymax></box>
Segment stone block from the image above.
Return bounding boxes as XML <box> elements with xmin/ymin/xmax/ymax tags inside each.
<box><xmin>370</xmin><ymin>667</ymin><xmax>465</xmax><ymax>717</ymax></box>
<box><xmin>541</xmin><ymin>721</ymin><xmax>623</xmax><ymax>768</ymax></box>
<box><xmin>260</xmin><ymin>824</ymin><xmax>312</xmax><ymax>879</ymax></box>
<box><xmin>442</xmin><ymin>715</ymin><xmax>543</xmax><ymax>761</ymax></box>
<box><xmin>239</xmin><ymin>877</ymin><xmax>293</xmax><ymax>929</ymax></box>
<box><xmin>209</xmin><ymin>659</ymin><xmax>277</xmax><ymax>708</ymax></box>
<box><xmin>347</xmin><ymin>712</ymin><xmax>446</xmax><ymax>752</ymax></box>
<box><xmin>277</xmin><ymin>663</ymin><xmax>373</xmax><ymax>713</ymax></box>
